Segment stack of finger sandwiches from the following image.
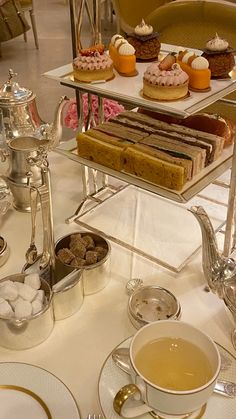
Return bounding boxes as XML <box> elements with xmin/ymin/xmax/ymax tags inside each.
<box><xmin>76</xmin><ymin>111</ymin><xmax>225</xmax><ymax>191</ymax></box>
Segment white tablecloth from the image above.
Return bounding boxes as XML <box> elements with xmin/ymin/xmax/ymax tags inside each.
<box><xmin>0</xmin><ymin>151</ymin><xmax>234</xmax><ymax>418</ymax></box>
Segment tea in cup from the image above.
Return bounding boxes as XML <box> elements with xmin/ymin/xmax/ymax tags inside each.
<box><xmin>113</xmin><ymin>320</ymin><xmax>220</xmax><ymax>417</ymax></box>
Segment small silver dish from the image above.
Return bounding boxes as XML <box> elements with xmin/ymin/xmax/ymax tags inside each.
<box><xmin>128</xmin><ymin>284</ymin><xmax>181</xmax><ymax>329</ymax></box>
<box><xmin>0</xmin><ymin>236</ymin><xmax>10</xmax><ymax>267</ymax></box>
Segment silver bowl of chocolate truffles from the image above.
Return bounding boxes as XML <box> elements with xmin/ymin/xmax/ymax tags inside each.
<box><xmin>55</xmin><ymin>231</ymin><xmax>111</xmax><ymax>295</ymax></box>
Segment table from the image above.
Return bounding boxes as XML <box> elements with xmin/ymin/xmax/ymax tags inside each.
<box><xmin>0</xmin><ymin>150</ymin><xmax>235</xmax><ymax>418</ymax></box>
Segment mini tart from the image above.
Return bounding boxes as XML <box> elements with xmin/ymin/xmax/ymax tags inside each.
<box><xmin>73</xmin><ymin>67</ymin><xmax>114</xmax><ymax>82</ymax></box>
<box><xmin>73</xmin><ymin>50</ymin><xmax>114</xmax><ymax>82</ymax></box>
<box><xmin>143</xmin><ymin>79</ymin><xmax>189</xmax><ymax>100</ymax></box>
<box><xmin>143</xmin><ymin>63</ymin><xmax>189</xmax><ymax>101</ymax></box>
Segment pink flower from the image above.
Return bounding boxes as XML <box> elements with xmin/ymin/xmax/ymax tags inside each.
<box><xmin>63</xmin><ymin>94</ymin><xmax>125</xmax><ymax>131</ymax></box>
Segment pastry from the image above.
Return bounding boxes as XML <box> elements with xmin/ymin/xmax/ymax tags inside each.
<box><xmin>181</xmin><ymin>113</ymin><xmax>236</xmax><ymax>147</ymax></box>
<box><xmin>73</xmin><ymin>44</ymin><xmax>114</xmax><ymax>82</ymax></box>
<box><xmin>126</xmin><ymin>19</ymin><xmax>161</xmax><ymax>61</ymax></box>
<box><xmin>143</xmin><ymin>61</ymin><xmax>189</xmax><ymax>100</ymax></box>
<box><xmin>202</xmin><ymin>33</ymin><xmax>235</xmax><ymax>78</ymax></box>
<box><xmin>109</xmin><ymin>34</ymin><xmax>136</xmax><ymax>75</ymax></box>
<box><xmin>176</xmin><ymin>51</ymin><xmax>211</xmax><ymax>90</ymax></box>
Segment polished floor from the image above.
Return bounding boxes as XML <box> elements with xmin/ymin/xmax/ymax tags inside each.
<box><xmin>0</xmin><ymin>0</ymin><xmax>116</xmax><ymax>137</ymax></box>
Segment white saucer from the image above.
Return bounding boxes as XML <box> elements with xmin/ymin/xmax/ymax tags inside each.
<box><xmin>98</xmin><ymin>337</ymin><xmax>236</xmax><ymax>419</ymax></box>
<box><xmin>0</xmin><ymin>362</ymin><xmax>80</xmax><ymax>419</ymax></box>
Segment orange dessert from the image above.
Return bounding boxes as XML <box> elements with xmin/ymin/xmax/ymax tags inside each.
<box><xmin>177</xmin><ymin>50</ymin><xmax>211</xmax><ymax>91</ymax></box>
<box><xmin>109</xmin><ymin>34</ymin><xmax>137</xmax><ymax>76</ymax></box>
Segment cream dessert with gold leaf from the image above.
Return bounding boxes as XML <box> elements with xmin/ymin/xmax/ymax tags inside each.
<box><xmin>109</xmin><ymin>34</ymin><xmax>137</xmax><ymax>75</ymax></box>
<box><xmin>143</xmin><ymin>55</ymin><xmax>189</xmax><ymax>101</ymax></box>
<box><xmin>126</xmin><ymin>19</ymin><xmax>161</xmax><ymax>61</ymax></box>
<box><xmin>177</xmin><ymin>51</ymin><xmax>211</xmax><ymax>90</ymax></box>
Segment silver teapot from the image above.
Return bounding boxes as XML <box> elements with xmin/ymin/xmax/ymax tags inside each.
<box><xmin>189</xmin><ymin>205</ymin><xmax>236</xmax><ymax>349</ymax></box>
<box><xmin>0</xmin><ymin>69</ymin><xmax>69</xmax><ymax>148</ymax></box>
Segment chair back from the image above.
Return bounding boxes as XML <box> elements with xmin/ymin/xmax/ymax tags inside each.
<box><xmin>146</xmin><ymin>0</ymin><xmax>236</xmax><ymax>48</ymax></box>
<box><xmin>112</xmin><ymin>0</ymin><xmax>173</xmax><ymax>33</ymax></box>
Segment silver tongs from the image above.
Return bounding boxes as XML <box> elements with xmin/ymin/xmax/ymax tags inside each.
<box><xmin>25</xmin><ymin>146</ymin><xmax>55</xmax><ymax>287</ymax></box>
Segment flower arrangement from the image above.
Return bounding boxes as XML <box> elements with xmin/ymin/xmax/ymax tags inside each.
<box><xmin>64</xmin><ymin>94</ymin><xmax>125</xmax><ymax>130</ymax></box>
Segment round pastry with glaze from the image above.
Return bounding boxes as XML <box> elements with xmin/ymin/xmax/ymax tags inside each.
<box><xmin>143</xmin><ymin>63</ymin><xmax>189</xmax><ymax>100</ymax></box>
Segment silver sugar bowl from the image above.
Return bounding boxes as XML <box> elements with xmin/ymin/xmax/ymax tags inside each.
<box><xmin>0</xmin><ymin>273</ymin><xmax>54</xmax><ymax>350</ymax></box>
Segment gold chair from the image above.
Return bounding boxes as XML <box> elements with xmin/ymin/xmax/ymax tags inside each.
<box><xmin>145</xmin><ymin>0</ymin><xmax>236</xmax><ymax>122</ymax></box>
<box><xmin>111</xmin><ymin>0</ymin><xmax>173</xmax><ymax>34</ymax></box>
<box><xmin>19</xmin><ymin>0</ymin><xmax>39</xmax><ymax>49</ymax></box>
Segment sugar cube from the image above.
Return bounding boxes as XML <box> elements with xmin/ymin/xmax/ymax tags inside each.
<box><xmin>34</xmin><ymin>289</ymin><xmax>45</xmax><ymax>303</ymax></box>
<box><xmin>0</xmin><ymin>299</ymin><xmax>14</xmax><ymax>317</ymax></box>
<box><xmin>17</xmin><ymin>282</ymin><xmax>37</xmax><ymax>302</ymax></box>
<box><xmin>24</xmin><ymin>273</ymin><xmax>41</xmax><ymax>290</ymax></box>
<box><xmin>0</xmin><ymin>281</ymin><xmax>18</xmax><ymax>301</ymax></box>
<box><xmin>32</xmin><ymin>299</ymin><xmax>43</xmax><ymax>315</ymax></box>
<box><xmin>10</xmin><ymin>296</ymin><xmax>24</xmax><ymax>310</ymax></box>
<box><xmin>14</xmin><ymin>300</ymin><xmax>32</xmax><ymax>319</ymax></box>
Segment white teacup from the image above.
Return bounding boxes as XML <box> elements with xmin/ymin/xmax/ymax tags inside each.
<box><xmin>113</xmin><ymin>320</ymin><xmax>220</xmax><ymax>417</ymax></box>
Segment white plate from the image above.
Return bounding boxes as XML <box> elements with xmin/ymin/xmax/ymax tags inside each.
<box><xmin>98</xmin><ymin>337</ymin><xmax>236</xmax><ymax>419</ymax></box>
<box><xmin>0</xmin><ymin>362</ymin><xmax>80</xmax><ymax>419</ymax></box>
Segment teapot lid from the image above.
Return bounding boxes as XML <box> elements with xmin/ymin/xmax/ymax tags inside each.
<box><xmin>0</xmin><ymin>69</ymin><xmax>34</xmax><ymax>104</ymax></box>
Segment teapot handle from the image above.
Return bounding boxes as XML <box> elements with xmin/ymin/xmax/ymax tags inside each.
<box><xmin>113</xmin><ymin>384</ymin><xmax>152</xmax><ymax>418</ymax></box>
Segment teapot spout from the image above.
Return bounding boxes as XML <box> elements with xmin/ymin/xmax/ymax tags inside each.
<box><xmin>189</xmin><ymin>206</ymin><xmax>236</xmax><ymax>298</ymax></box>
<box><xmin>43</xmin><ymin>95</ymin><xmax>70</xmax><ymax>149</ymax></box>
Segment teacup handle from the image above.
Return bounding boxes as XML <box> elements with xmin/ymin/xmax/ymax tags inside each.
<box><xmin>113</xmin><ymin>384</ymin><xmax>153</xmax><ymax>418</ymax></box>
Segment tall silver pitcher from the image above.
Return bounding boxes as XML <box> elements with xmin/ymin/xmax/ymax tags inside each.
<box><xmin>1</xmin><ymin>136</ymin><xmax>48</xmax><ymax>212</ymax></box>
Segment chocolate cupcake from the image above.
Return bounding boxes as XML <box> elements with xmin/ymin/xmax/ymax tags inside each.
<box><xmin>202</xmin><ymin>33</ymin><xmax>235</xmax><ymax>78</ymax></box>
<box><xmin>126</xmin><ymin>19</ymin><xmax>160</xmax><ymax>61</ymax></box>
